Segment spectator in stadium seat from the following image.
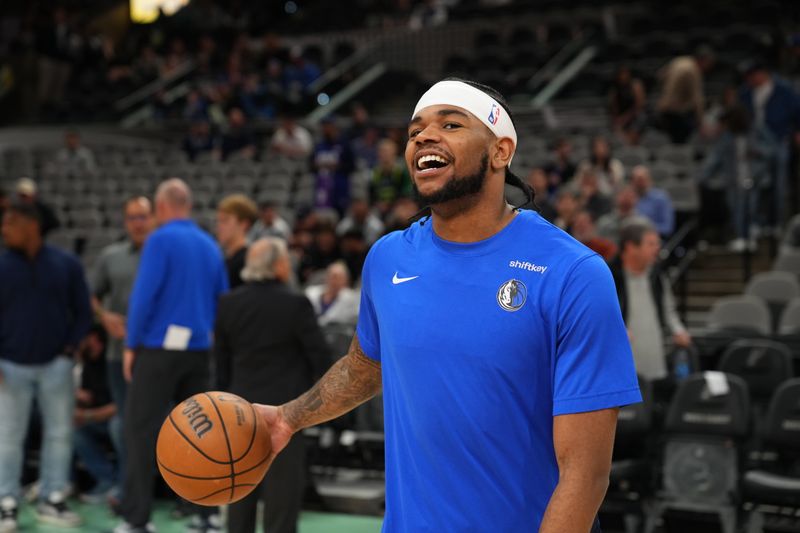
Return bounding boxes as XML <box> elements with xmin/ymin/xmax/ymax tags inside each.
<box><xmin>526</xmin><ymin>168</ymin><xmax>557</xmax><ymax>222</ymax></box>
<box><xmin>15</xmin><ymin>178</ymin><xmax>61</xmax><ymax>236</ymax></box>
<box><xmin>572</xmin><ymin>210</ymin><xmax>618</xmax><ymax>261</ymax></box>
<box><xmin>553</xmin><ymin>189</ymin><xmax>580</xmax><ymax>233</ymax></box>
<box><xmin>336</xmin><ymin>198</ymin><xmax>385</xmax><ymax>245</ymax></box>
<box><xmin>249</xmin><ymin>201</ymin><xmax>292</xmax><ymax>242</ymax></box>
<box><xmin>351</xmin><ymin>126</ymin><xmax>382</xmax><ymax>169</ymax></box>
<box><xmin>339</xmin><ymin>229</ymin><xmax>369</xmax><ymax>283</ymax></box>
<box><xmin>596</xmin><ymin>186</ymin><xmax>648</xmax><ymax>242</ymax></box>
<box><xmin>218</xmin><ymin>107</ymin><xmax>256</xmax><ymax>161</ymax></box>
<box><xmin>56</xmin><ymin>130</ymin><xmax>96</xmax><ymax>175</ymax></box>
<box><xmin>216</xmin><ymin>194</ymin><xmax>258</xmax><ymax>289</ymax></box>
<box><xmin>73</xmin><ymin>326</ymin><xmax>118</xmax><ymax>504</ymax></box>
<box><xmin>90</xmin><ymin>196</ymin><xmax>154</xmax><ymax>505</ymax></box>
<box><xmin>305</xmin><ymin>261</ymin><xmax>360</xmax><ymax>327</ymax></box>
<box><xmin>299</xmin><ymin>224</ymin><xmax>342</xmax><ymax>284</ymax></box>
<box><xmin>610</xmin><ymin>222</ymin><xmax>690</xmax><ymax>387</ymax></box>
<box><xmin>283</xmin><ymin>47</ymin><xmax>321</xmax><ymax>102</ymax></box>
<box><xmin>369</xmin><ymin>138</ymin><xmax>412</xmax><ymax>217</ymax></box>
<box><xmin>215</xmin><ymin>237</ymin><xmax>328</xmax><ymax>533</ymax></box>
<box><xmin>543</xmin><ymin>138</ymin><xmax>577</xmax><ymax>191</ymax></box>
<box><xmin>408</xmin><ymin>0</ymin><xmax>449</xmax><ymax>30</ymax></box>
<box><xmin>576</xmin><ymin>136</ymin><xmax>625</xmax><ymax>190</ymax></box>
<box><xmin>182</xmin><ymin>121</ymin><xmax>216</xmax><ymax>162</ymax></box>
<box><xmin>630</xmin><ymin>165</ymin><xmax>675</xmax><ymax>237</ymax></box>
<box><xmin>182</xmin><ymin>89</ymin><xmax>209</xmax><ymax>122</ymax></box>
<box><xmin>0</xmin><ymin>201</ymin><xmax>92</xmax><ymax>530</ymax></box>
<box><xmin>575</xmin><ymin>168</ymin><xmax>613</xmax><ymax>221</ymax></box>
<box><xmin>119</xmin><ymin>179</ymin><xmax>228</xmax><ymax>533</ymax></box>
<box><xmin>383</xmin><ymin>197</ymin><xmax>422</xmax><ymax>233</ymax></box>
<box><xmin>36</xmin><ymin>7</ymin><xmax>74</xmax><ymax>113</ymax></box>
<box><xmin>312</xmin><ymin>118</ymin><xmax>355</xmax><ymax>214</ymax></box>
<box><xmin>739</xmin><ymin>61</ymin><xmax>800</xmax><ymax>231</ymax></box>
<box><xmin>609</xmin><ymin>65</ymin><xmax>647</xmax><ymax>145</ymax></box>
<box><xmin>656</xmin><ymin>46</ymin><xmax>715</xmax><ymax>144</ymax></box>
<box><xmin>268</xmin><ymin>113</ymin><xmax>314</xmax><ymax>159</ymax></box>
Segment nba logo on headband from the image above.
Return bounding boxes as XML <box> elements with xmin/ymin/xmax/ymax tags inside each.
<box><xmin>488</xmin><ymin>103</ymin><xmax>500</xmax><ymax>126</ymax></box>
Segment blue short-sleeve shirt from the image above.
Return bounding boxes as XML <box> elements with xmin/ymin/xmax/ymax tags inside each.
<box><xmin>356</xmin><ymin>209</ymin><xmax>640</xmax><ymax>532</ymax></box>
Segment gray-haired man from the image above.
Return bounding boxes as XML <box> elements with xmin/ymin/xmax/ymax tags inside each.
<box><xmin>214</xmin><ymin>238</ymin><xmax>329</xmax><ymax>533</ymax></box>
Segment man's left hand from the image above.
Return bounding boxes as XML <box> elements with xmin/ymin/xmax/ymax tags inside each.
<box><xmin>673</xmin><ymin>331</ymin><xmax>692</xmax><ymax>348</ymax></box>
<box><xmin>123</xmin><ymin>349</ymin><xmax>136</xmax><ymax>383</ymax></box>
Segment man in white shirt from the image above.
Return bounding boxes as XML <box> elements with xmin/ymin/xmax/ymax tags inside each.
<box><xmin>304</xmin><ymin>262</ymin><xmax>359</xmax><ymax>327</ymax></box>
<box><xmin>269</xmin><ymin>115</ymin><xmax>313</xmax><ymax>159</ymax></box>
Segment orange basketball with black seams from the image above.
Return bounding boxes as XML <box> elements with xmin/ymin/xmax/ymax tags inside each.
<box><xmin>156</xmin><ymin>391</ymin><xmax>272</xmax><ymax>505</ymax></box>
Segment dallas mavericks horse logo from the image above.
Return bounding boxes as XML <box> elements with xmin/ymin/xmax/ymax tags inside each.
<box><xmin>497</xmin><ymin>279</ymin><xmax>527</xmax><ymax>312</ymax></box>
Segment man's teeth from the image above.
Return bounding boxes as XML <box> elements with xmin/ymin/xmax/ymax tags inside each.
<box><xmin>417</xmin><ymin>154</ymin><xmax>448</xmax><ymax>170</ymax></box>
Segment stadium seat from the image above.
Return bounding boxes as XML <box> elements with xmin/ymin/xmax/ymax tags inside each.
<box><xmin>741</xmin><ymin>378</ymin><xmax>800</xmax><ymax>533</ymax></box>
<box><xmin>661</xmin><ymin>179</ymin><xmax>699</xmax><ymax>213</ymax></box>
<box><xmin>644</xmin><ymin>373</ymin><xmax>750</xmax><ymax>533</ymax></box>
<box><xmin>744</xmin><ymin>271</ymin><xmax>800</xmax><ymax>332</ymax></box>
<box><xmin>707</xmin><ymin>295</ymin><xmax>771</xmax><ymax>336</ymax></box>
<box><xmin>717</xmin><ymin>339</ymin><xmax>794</xmax><ymax>410</ymax></box>
<box><xmin>773</xmin><ymin>250</ymin><xmax>800</xmax><ymax>277</ymax></box>
<box><xmin>600</xmin><ymin>376</ymin><xmax>654</xmax><ymax>533</ymax></box>
<box><xmin>778</xmin><ymin>298</ymin><xmax>800</xmax><ymax>336</ymax></box>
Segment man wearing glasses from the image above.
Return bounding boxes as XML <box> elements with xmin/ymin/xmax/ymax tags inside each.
<box><xmin>90</xmin><ymin>196</ymin><xmax>154</xmax><ymax>505</ymax></box>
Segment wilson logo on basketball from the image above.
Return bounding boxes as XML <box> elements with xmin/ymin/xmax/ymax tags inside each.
<box><xmin>181</xmin><ymin>397</ymin><xmax>214</xmax><ymax>439</ymax></box>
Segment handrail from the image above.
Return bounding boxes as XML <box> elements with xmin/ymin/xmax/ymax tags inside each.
<box><xmin>308</xmin><ymin>44</ymin><xmax>375</xmax><ymax>94</ymax></box>
<box><xmin>121</xmin><ymin>81</ymin><xmax>192</xmax><ymax>129</ymax></box>
<box><xmin>660</xmin><ymin>218</ymin><xmax>699</xmax><ymax>262</ymax></box>
<box><xmin>530</xmin><ymin>45</ymin><xmax>596</xmax><ymax>109</ymax></box>
<box><xmin>114</xmin><ymin>59</ymin><xmax>196</xmax><ymax>112</ymax></box>
<box><xmin>306</xmin><ymin>62</ymin><xmax>387</xmax><ymax>124</ymax></box>
<box><xmin>526</xmin><ymin>36</ymin><xmax>588</xmax><ymax>92</ymax></box>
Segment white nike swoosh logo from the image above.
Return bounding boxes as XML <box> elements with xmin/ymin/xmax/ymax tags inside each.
<box><xmin>392</xmin><ymin>272</ymin><xmax>419</xmax><ymax>285</ymax></box>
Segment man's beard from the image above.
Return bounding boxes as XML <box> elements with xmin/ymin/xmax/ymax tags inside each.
<box><xmin>413</xmin><ymin>153</ymin><xmax>489</xmax><ymax>206</ymax></box>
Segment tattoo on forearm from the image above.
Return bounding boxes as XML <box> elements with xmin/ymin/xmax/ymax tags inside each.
<box><xmin>282</xmin><ymin>335</ymin><xmax>381</xmax><ymax>432</ymax></box>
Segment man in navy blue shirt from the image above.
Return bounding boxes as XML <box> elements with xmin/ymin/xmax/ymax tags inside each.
<box><xmin>115</xmin><ymin>179</ymin><xmax>228</xmax><ymax>533</ymax></box>
<box><xmin>740</xmin><ymin>62</ymin><xmax>800</xmax><ymax>229</ymax></box>
<box><xmin>256</xmin><ymin>79</ymin><xmax>640</xmax><ymax>532</ymax></box>
<box><xmin>0</xmin><ymin>201</ymin><xmax>91</xmax><ymax>530</ymax></box>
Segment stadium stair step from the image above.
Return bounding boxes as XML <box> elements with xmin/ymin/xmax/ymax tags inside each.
<box><xmin>681</xmin><ymin>241</ymin><xmax>775</xmax><ymax>330</ymax></box>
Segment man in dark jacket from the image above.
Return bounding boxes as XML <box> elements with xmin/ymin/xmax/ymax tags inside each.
<box><xmin>609</xmin><ymin>221</ymin><xmax>691</xmax><ymax>401</ymax></box>
<box><xmin>740</xmin><ymin>62</ymin><xmax>800</xmax><ymax>228</ymax></box>
<box><xmin>215</xmin><ymin>237</ymin><xmax>330</xmax><ymax>533</ymax></box>
<box><xmin>0</xmin><ymin>201</ymin><xmax>92</xmax><ymax>530</ymax></box>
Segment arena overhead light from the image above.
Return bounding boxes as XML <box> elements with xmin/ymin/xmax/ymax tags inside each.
<box><xmin>130</xmin><ymin>0</ymin><xmax>191</xmax><ymax>24</ymax></box>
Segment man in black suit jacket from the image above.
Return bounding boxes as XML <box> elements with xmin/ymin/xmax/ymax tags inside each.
<box><xmin>215</xmin><ymin>237</ymin><xmax>330</xmax><ymax>533</ymax></box>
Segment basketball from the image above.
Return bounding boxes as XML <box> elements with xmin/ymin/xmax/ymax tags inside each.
<box><xmin>156</xmin><ymin>392</ymin><xmax>272</xmax><ymax>506</ymax></box>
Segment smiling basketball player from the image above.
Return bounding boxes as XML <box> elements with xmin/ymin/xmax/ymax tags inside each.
<box><xmin>256</xmin><ymin>78</ymin><xmax>641</xmax><ymax>533</ymax></box>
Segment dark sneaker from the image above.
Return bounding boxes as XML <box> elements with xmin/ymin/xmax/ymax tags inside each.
<box><xmin>35</xmin><ymin>491</ymin><xmax>81</xmax><ymax>528</ymax></box>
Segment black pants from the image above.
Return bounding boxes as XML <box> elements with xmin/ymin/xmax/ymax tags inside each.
<box><xmin>121</xmin><ymin>349</ymin><xmax>211</xmax><ymax>527</ymax></box>
<box><xmin>658</xmin><ymin>110</ymin><xmax>696</xmax><ymax>144</ymax></box>
<box><xmin>227</xmin><ymin>437</ymin><xmax>305</xmax><ymax>533</ymax></box>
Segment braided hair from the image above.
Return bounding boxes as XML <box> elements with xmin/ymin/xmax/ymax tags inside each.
<box><xmin>409</xmin><ymin>78</ymin><xmax>536</xmax><ymax>224</ymax></box>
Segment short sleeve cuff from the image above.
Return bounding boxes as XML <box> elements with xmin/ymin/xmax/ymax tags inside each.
<box><xmin>553</xmin><ymin>387</ymin><xmax>642</xmax><ymax>416</ymax></box>
<box><xmin>356</xmin><ymin>324</ymin><xmax>381</xmax><ymax>362</ymax></box>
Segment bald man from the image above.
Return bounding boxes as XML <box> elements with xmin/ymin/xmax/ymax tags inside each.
<box><xmin>117</xmin><ymin>178</ymin><xmax>228</xmax><ymax>533</ymax></box>
<box><xmin>215</xmin><ymin>238</ymin><xmax>329</xmax><ymax>533</ymax></box>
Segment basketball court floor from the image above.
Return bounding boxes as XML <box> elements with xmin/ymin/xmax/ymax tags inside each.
<box><xmin>15</xmin><ymin>502</ymin><xmax>383</xmax><ymax>532</ymax></box>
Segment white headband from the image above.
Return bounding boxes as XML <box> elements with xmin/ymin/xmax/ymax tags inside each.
<box><xmin>412</xmin><ymin>80</ymin><xmax>517</xmax><ymax>164</ymax></box>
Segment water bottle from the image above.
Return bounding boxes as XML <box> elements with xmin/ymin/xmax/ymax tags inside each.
<box><xmin>673</xmin><ymin>348</ymin><xmax>691</xmax><ymax>381</ymax></box>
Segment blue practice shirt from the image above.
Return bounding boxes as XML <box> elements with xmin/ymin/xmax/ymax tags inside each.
<box><xmin>127</xmin><ymin>219</ymin><xmax>228</xmax><ymax>351</ymax></box>
<box><xmin>356</xmin><ymin>209</ymin><xmax>641</xmax><ymax>532</ymax></box>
